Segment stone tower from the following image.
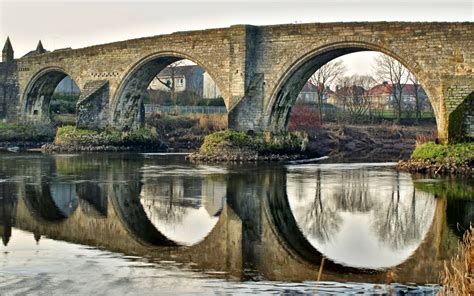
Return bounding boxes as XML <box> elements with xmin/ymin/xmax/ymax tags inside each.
<box><xmin>36</xmin><ymin>40</ymin><xmax>46</xmax><ymax>54</ymax></box>
<box><xmin>2</xmin><ymin>37</ymin><xmax>14</xmax><ymax>62</ymax></box>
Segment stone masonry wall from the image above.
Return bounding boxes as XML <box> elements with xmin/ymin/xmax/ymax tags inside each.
<box><xmin>8</xmin><ymin>22</ymin><xmax>474</xmax><ymax>142</ymax></box>
<box><xmin>0</xmin><ymin>61</ymin><xmax>19</xmax><ymax>120</ymax></box>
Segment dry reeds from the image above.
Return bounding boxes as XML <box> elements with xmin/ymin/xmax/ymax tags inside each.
<box><xmin>197</xmin><ymin>114</ymin><xmax>228</xmax><ymax>132</ymax></box>
<box><xmin>439</xmin><ymin>226</ymin><xmax>473</xmax><ymax>295</ymax></box>
<box><xmin>416</xmin><ymin>131</ymin><xmax>438</xmax><ymax>147</ymax></box>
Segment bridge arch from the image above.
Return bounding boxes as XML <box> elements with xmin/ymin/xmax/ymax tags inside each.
<box><xmin>22</xmin><ymin>67</ymin><xmax>80</xmax><ymax>122</ymax></box>
<box><xmin>265</xmin><ymin>41</ymin><xmax>438</xmax><ymax>132</ymax></box>
<box><xmin>112</xmin><ymin>51</ymin><xmax>228</xmax><ymax>131</ymax></box>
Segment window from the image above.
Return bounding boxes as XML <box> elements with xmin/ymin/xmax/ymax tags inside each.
<box><xmin>176</xmin><ymin>78</ymin><xmax>184</xmax><ymax>87</ymax></box>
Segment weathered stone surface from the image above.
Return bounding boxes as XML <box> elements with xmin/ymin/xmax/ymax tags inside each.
<box><xmin>0</xmin><ymin>22</ymin><xmax>472</xmax><ymax>142</ymax></box>
<box><xmin>76</xmin><ymin>80</ymin><xmax>109</xmax><ymax>129</ymax></box>
<box><xmin>0</xmin><ymin>61</ymin><xmax>18</xmax><ymax>119</ymax></box>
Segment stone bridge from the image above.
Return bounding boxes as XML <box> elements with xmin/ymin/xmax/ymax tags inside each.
<box><xmin>1</xmin><ymin>22</ymin><xmax>473</xmax><ymax>141</ymax></box>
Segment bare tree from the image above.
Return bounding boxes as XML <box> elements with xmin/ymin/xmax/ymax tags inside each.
<box><xmin>309</xmin><ymin>60</ymin><xmax>346</xmax><ymax>123</ymax></box>
<box><xmin>156</xmin><ymin>60</ymin><xmax>185</xmax><ymax>105</ymax></box>
<box><xmin>409</xmin><ymin>73</ymin><xmax>423</xmax><ymax>123</ymax></box>
<box><xmin>373</xmin><ymin>55</ymin><xmax>409</xmax><ymax>124</ymax></box>
<box><xmin>336</xmin><ymin>75</ymin><xmax>376</xmax><ymax>120</ymax></box>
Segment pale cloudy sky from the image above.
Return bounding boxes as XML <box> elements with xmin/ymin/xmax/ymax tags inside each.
<box><xmin>0</xmin><ymin>0</ymin><xmax>472</xmax><ymax>74</ymax></box>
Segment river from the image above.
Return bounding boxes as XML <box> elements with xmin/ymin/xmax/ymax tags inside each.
<box><xmin>0</xmin><ymin>153</ymin><xmax>472</xmax><ymax>295</ymax></box>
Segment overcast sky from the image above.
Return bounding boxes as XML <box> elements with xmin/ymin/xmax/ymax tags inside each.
<box><xmin>0</xmin><ymin>0</ymin><xmax>472</xmax><ymax>75</ymax></box>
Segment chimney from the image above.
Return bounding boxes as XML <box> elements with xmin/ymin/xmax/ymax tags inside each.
<box><xmin>2</xmin><ymin>37</ymin><xmax>14</xmax><ymax>62</ymax></box>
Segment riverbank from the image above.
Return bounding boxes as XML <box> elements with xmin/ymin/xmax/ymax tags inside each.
<box><xmin>0</xmin><ymin>122</ymin><xmax>55</xmax><ymax>151</ymax></box>
<box><xmin>397</xmin><ymin>142</ymin><xmax>474</xmax><ymax>175</ymax></box>
<box><xmin>41</xmin><ymin>125</ymin><xmax>166</xmax><ymax>152</ymax></box>
<box><xmin>186</xmin><ymin>123</ymin><xmax>435</xmax><ymax>162</ymax></box>
<box><xmin>186</xmin><ymin>129</ymin><xmax>308</xmax><ymax>162</ymax></box>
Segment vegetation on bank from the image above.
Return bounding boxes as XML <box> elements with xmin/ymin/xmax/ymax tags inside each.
<box><xmin>52</xmin><ymin>125</ymin><xmax>162</xmax><ymax>148</ymax></box>
<box><xmin>0</xmin><ymin>122</ymin><xmax>55</xmax><ymax>142</ymax></box>
<box><xmin>411</xmin><ymin>142</ymin><xmax>474</xmax><ymax>166</ymax></box>
<box><xmin>439</xmin><ymin>226</ymin><xmax>473</xmax><ymax>295</ymax></box>
<box><xmin>188</xmin><ymin>129</ymin><xmax>309</xmax><ymax>161</ymax></box>
<box><xmin>397</xmin><ymin>142</ymin><xmax>473</xmax><ymax>175</ymax></box>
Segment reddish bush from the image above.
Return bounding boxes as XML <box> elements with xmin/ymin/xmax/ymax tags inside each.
<box><xmin>287</xmin><ymin>104</ymin><xmax>321</xmax><ymax>132</ymax></box>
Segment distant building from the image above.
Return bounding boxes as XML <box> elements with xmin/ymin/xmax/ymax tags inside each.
<box><xmin>368</xmin><ymin>82</ymin><xmax>429</xmax><ymax>110</ymax></box>
<box><xmin>148</xmin><ymin>65</ymin><xmax>204</xmax><ymax>96</ymax></box>
<box><xmin>328</xmin><ymin>84</ymin><xmax>366</xmax><ymax>108</ymax></box>
<box><xmin>296</xmin><ymin>81</ymin><xmax>333</xmax><ymax>104</ymax></box>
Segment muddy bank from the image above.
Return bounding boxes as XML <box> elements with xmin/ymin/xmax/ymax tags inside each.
<box><xmin>301</xmin><ymin>123</ymin><xmax>433</xmax><ymax>161</ymax></box>
<box><xmin>0</xmin><ymin>141</ymin><xmax>51</xmax><ymax>151</ymax></box>
<box><xmin>186</xmin><ymin>146</ymin><xmax>305</xmax><ymax>162</ymax></box>
<box><xmin>41</xmin><ymin>142</ymin><xmax>166</xmax><ymax>153</ymax></box>
<box><xmin>396</xmin><ymin>159</ymin><xmax>473</xmax><ymax>176</ymax></box>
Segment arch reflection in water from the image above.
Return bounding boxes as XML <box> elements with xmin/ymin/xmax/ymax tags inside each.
<box><xmin>140</xmin><ymin>165</ymin><xmax>226</xmax><ymax>246</ymax></box>
<box><xmin>50</xmin><ymin>182</ymin><xmax>79</xmax><ymax>218</ymax></box>
<box><xmin>286</xmin><ymin>164</ymin><xmax>436</xmax><ymax>269</ymax></box>
<box><xmin>24</xmin><ymin>181</ymin><xmax>79</xmax><ymax>221</ymax></box>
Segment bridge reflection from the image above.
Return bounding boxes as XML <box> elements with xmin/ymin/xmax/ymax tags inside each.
<box><xmin>0</xmin><ymin>154</ymin><xmax>466</xmax><ymax>284</ymax></box>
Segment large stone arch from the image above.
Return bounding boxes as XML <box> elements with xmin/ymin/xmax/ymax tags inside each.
<box><xmin>21</xmin><ymin>67</ymin><xmax>80</xmax><ymax>122</ymax></box>
<box><xmin>264</xmin><ymin>41</ymin><xmax>440</xmax><ymax>133</ymax></box>
<box><xmin>111</xmin><ymin>51</ymin><xmax>228</xmax><ymax>131</ymax></box>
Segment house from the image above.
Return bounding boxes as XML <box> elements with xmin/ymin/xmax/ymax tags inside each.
<box><xmin>296</xmin><ymin>81</ymin><xmax>333</xmax><ymax>104</ymax></box>
<box><xmin>328</xmin><ymin>85</ymin><xmax>366</xmax><ymax>108</ymax></box>
<box><xmin>368</xmin><ymin>82</ymin><xmax>430</xmax><ymax>110</ymax></box>
<box><xmin>148</xmin><ymin>65</ymin><xmax>204</xmax><ymax>96</ymax></box>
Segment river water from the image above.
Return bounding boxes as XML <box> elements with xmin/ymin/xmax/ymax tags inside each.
<box><xmin>0</xmin><ymin>153</ymin><xmax>472</xmax><ymax>295</ymax></box>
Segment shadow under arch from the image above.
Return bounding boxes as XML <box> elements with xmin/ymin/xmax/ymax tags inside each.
<box><xmin>263</xmin><ymin>167</ymin><xmax>439</xmax><ymax>275</ymax></box>
<box><xmin>23</xmin><ymin>182</ymin><xmax>79</xmax><ymax>222</ymax></box>
<box><xmin>108</xmin><ymin>180</ymin><xmax>177</xmax><ymax>247</ymax></box>
<box><xmin>112</xmin><ymin>51</ymin><xmax>228</xmax><ymax>131</ymax></box>
<box><xmin>22</xmin><ymin>67</ymin><xmax>80</xmax><ymax>122</ymax></box>
<box><xmin>266</xmin><ymin>41</ymin><xmax>437</xmax><ymax>131</ymax></box>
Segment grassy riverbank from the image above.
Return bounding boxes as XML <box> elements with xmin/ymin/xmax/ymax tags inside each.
<box><xmin>187</xmin><ymin>129</ymin><xmax>309</xmax><ymax>161</ymax></box>
<box><xmin>0</xmin><ymin>122</ymin><xmax>55</xmax><ymax>142</ymax></box>
<box><xmin>397</xmin><ymin>142</ymin><xmax>474</xmax><ymax>175</ymax></box>
<box><xmin>43</xmin><ymin>125</ymin><xmax>165</xmax><ymax>152</ymax></box>
<box><xmin>0</xmin><ymin>122</ymin><xmax>55</xmax><ymax>150</ymax></box>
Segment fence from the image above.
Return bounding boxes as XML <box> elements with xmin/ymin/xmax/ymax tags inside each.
<box><xmin>144</xmin><ymin>105</ymin><xmax>227</xmax><ymax>115</ymax></box>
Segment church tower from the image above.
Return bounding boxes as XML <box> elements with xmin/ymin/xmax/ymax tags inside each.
<box><xmin>2</xmin><ymin>37</ymin><xmax>14</xmax><ymax>62</ymax></box>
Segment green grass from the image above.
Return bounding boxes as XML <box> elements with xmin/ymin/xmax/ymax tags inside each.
<box><xmin>198</xmin><ymin>129</ymin><xmax>309</xmax><ymax>156</ymax></box>
<box><xmin>411</xmin><ymin>142</ymin><xmax>474</xmax><ymax>166</ymax></box>
<box><xmin>54</xmin><ymin>125</ymin><xmax>160</xmax><ymax>147</ymax></box>
<box><xmin>0</xmin><ymin>122</ymin><xmax>55</xmax><ymax>142</ymax></box>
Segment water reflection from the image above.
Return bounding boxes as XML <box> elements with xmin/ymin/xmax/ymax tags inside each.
<box><xmin>287</xmin><ymin>164</ymin><xmax>436</xmax><ymax>269</ymax></box>
<box><xmin>0</xmin><ymin>153</ymin><xmax>471</xmax><ymax>293</ymax></box>
<box><xmin>49</xmin><ymin>182</ymin><xmax>79</xmax><ymax>217</ymax></box>
<box><xmin>139</xmin><ymin>165</ymin><xmax>226</xmax><ymax>246</ymax></box>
